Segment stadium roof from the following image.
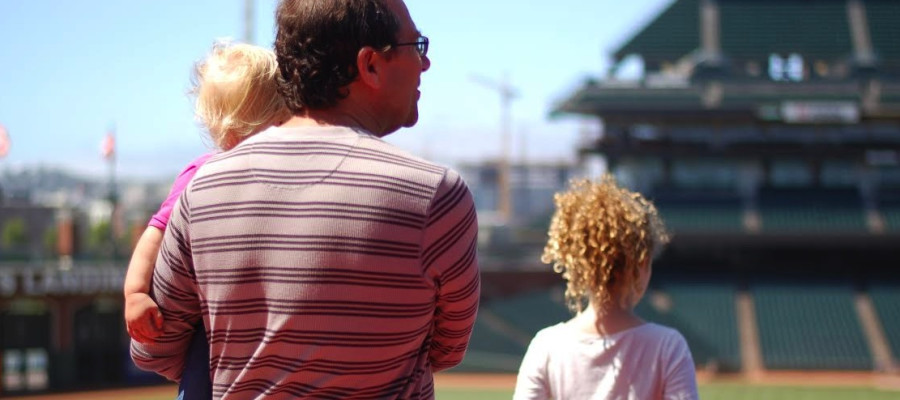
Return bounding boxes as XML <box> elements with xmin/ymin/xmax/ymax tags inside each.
<box><xmin>613</xmin><ymin>0</ymin><xmax>900</xmax><ymax>65</ymax></box>
<box><xmin>867</xmin><ymin>1</ymin><xmax>900</xmax><ymax>67</ymax></box>
<box><xmin>553</xmin><ymin>0</ymin><xmax>900</xmax><ymax>122</ymax></box>
<box><xmin>613</xmin><ymin>0</ymin><xmax>700</xmax><ymax>64</ymax></box>
<box><xmin>553</xmin><ymin>79</ymin><xmax>900</xmax><ymax>122</ymax></box>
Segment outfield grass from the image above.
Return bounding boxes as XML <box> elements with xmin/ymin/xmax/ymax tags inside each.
<box><xmin>439</xmin><ymin>384</ymin><xmax>900</xmax><ymax>399</ymax></box>
<box><xmin>8</xmin><ymin>383</ymin><xmax>899</xmax><ymax>399</ymax></box>
<box><xmin>698</xmin><ymin>383</ymin><xmax>899</xmax><ymax>400</ymax></box>
<box><xmin>436</xmin><ymin>388</ymin><xmax>512</xmax><ymax>399</ymax></box>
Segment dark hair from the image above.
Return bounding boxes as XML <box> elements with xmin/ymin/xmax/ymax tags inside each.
<box><xmin>274</xmin><ymin>0</ymin><xmax>400</xmax><ymax>111</ymax></box>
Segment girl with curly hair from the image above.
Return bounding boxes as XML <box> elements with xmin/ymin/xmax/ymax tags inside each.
<box><xmin>513</xmin><ymin>174</ymin><xmax>698</xmax><ymax>400</ymax></box>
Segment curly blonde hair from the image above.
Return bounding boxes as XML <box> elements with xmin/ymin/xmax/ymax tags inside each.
<box><xmin>541</xmin><ymin>174</ymin><xmax>670</xmax><ymax>314</ymax></box>
<box><xmin>192</xmin><ymin>41</ymin><xmax>292</xmax><ymax>150</ymax></box>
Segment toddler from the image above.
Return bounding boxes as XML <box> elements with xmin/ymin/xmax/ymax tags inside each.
<box><xmin>123</xmin><ymin>41</ymin><xmax>290</xmax><ymax>399</ymax></box>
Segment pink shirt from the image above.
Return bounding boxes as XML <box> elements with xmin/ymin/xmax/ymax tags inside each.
<box><xmin>148</xmin><ymin>153</ymin><xmax>214</xmax><ymax>230</ymax></box>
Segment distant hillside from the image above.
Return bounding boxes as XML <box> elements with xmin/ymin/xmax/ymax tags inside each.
<box><xmin>0</xmin><ymin>166</ymin><xmax>104</xmax><ymax>198</ymax></box>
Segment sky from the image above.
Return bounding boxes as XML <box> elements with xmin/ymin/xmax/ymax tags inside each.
<box><xmin>0</xmin><ymin>0</ymin><xmax>671</xmax><ymax>181</ymax></box>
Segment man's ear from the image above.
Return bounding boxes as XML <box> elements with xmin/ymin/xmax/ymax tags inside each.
<box><xmin>356</xmin><ymin>46</ymin><xmax>382</xmax><ymax>88</ymax></box>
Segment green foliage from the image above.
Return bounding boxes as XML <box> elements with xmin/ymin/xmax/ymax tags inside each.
<box><xmin>1</xmin><ymin>217</ymin><xmax>28</xmax><ymax>249</ymax></box>
<box><xmin>43</xmin><ymin>225</ymin><xmax>59</xmax><ymax>255</ymax></box>
<box><xmin>86</xmin><ymin>219</ymin><xmax>132</xmax><ymax>259</ymax></box>
<box><xmin>87</xmin><ymin>220</ymin><xmax>113</xmax><ymax>257</ymax></box>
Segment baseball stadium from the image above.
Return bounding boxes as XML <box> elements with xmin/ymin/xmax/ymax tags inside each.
<box><xmin>3</xmin><ymin>0</ymin><xmax>900</xmax><ymax>398</ymax></box>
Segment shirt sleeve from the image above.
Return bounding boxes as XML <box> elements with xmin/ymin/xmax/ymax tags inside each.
<box><xmin>148</xmin><ymin>153</ymin><xmax>213</xmax><ymax>230</ymax></box>
<box><xmin>513</xmin><ymin>329</ymin><xmax>552</xmax><ymax>400</ymax></box>
<box><xmin>662</xmin><ymin>331</ymin><xmax>699</xmax><ymax>400</ymax></box>
<box><xmin>130</xmin><ymin>187</ymin><xmax>202</xmax><ymax>382</ymax></box>
<box><xmin>423</xmin><ymin>169</ymin><xmax>480</xmax><ymax>371</ymax></box>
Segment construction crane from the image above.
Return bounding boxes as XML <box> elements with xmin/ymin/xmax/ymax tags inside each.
<box><xmin>470</xmin><ymin>72</ymin><xmax>519</xmax><ymax>224</ymax></box>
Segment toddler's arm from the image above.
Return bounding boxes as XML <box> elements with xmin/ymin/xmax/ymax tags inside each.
<box><xmin>124</xmin><ymin>154</ymin><xmax>209</xmax><ymax>344</ymax></box>
<box><xmin>123</xmin><ymin>226</ymin><xmax>165</xmax><ymax>343</ymax></box>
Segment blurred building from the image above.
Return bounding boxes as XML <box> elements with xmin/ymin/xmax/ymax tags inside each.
<box><xmin>0</xmin><ymin>202</ymin><xmax>57</xmax><ymax>262</ymax></box>
<box><xmin>458</xmin><ymin>161</ymin><xmax>578</xmax><ymax>271</ymax></box>
<box><xmin>0</xmin><ymin>169</ymin><xmax>168</xmax><ymax>396</ymax></box>
<box><xmin>459</xmin><ymin>161</ymin><xmax>576</xmax><ymax>226</ymax></box>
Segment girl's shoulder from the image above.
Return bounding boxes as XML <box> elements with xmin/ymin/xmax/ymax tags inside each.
<box><xmin>529</xmin><ymin>322</ymin><xmax>596</xmax><ymax>350</ymax></box>
<box><xmin>531</xmin><ymin>320</ymin><xmax>688</xmax><ymax>347</ymax></box>
<box><xmin>637</xmin><ymin>322</ymin><xmax>687</xmax><ymax>339</ymax></box>
<box><xmin>533</xmin><ymin>322</ymin><xmax>569</xmax><ymax>341</ymax></box>
<box><xmin>629</xmin><ymin>322</ymin><xmax>691</xmax><ymax>352</ymax></box>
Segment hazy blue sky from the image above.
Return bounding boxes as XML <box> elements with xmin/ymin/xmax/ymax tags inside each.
<box><xmin>0</xmin><ymin>0</ymin><xmax>671</xmax><ymax>180</ymax></box>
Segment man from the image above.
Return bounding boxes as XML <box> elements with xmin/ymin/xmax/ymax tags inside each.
<box><xmin>130</xmin><ymin>0</ymin><xmax>480</xmax><ymax>398</ymax></box>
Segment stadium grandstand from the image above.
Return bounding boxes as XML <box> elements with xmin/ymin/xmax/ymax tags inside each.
<box><xmin>462</xmin><ymin>0</ymin><xmax>900</xmax><ymax>378</ymax></box>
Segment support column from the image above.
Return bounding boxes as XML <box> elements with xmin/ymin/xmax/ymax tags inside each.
<box><xmin>736</xmin><ymin>291</ymin><xmax>764</xmax><ymax>377</ymax></box>
<box><xmin>847</xmin><ymin>0</ymin><xmax>875</xmax><ymax>66</ymax></box>
<box><xmin>855</xmin><ymin>293</ymin><xmax>896</xmax><ymax>372</ymax></box>
<box><xmin>700</xmin><ymin>0</ymin><xmax>722</xmax><ymax>63</ymax></box>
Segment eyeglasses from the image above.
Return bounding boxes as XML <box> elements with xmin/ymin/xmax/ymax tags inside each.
<box><xmin>394</xmin><ymin>35</ymin><xmax>429</xmax><ymax>58</ymax></box>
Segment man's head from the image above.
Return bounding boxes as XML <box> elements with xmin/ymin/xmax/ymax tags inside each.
<box><xmin>274</xmin><ymin>0</ymin><xmax>430</xmax><ymax>135</ymax></box>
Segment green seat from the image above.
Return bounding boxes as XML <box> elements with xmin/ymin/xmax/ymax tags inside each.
<box><xmin>761</xmin><ymin>208</ymin><xmax>867</xmax><ymax>233</ymax></box>
<box><xmin>753</xmin><ymin>284</ymin><xmax>872</xmax><ymax>370</ymax></box>
<box><xmin>487</xmin><ymin>289</ymin><xmax>572</xmax><ymax>337</ymax></box>
<box><xmin>451</xmin><ymin>317</ymin><xmax>526</xmax><ymax>373</ymax></box>
<box><xmin>759</xmin><ymin>188</ymin><xmax>867</xmax><ymax>233</ymax></box>
<box><xmin>636</xmin><ymin>282</ymin><xmax>741</xmax><ymax>371</ymax></box>
<box><xmin>660</xmin><ymin>206</ymin><xmax>745</xmax><ymax>233</ymax></box>
<box><xmin>881</xmin><ymin>208</ymin><xmax>900</xmax><ymax>232</ymax></box>
<box><xmin>869</xmin><ymin>285</ymin><xmax>900</xmax><ymax>361</ymax></box>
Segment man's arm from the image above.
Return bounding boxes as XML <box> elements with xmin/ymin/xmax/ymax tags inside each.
<box><xmin>129</xmin><ymin>193</ymin><xmax>202</xmax><ymax>382</ymax></box>
<box><xmin>423</xmin><ymin>169</ymin><xmax>480</xmax><ymax>371</ymax></box>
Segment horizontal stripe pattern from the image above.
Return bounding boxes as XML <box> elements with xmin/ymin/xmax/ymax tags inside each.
<box><xmin>192</xmin><ymin>170</ymin><xmax>436</xmax><ymax>200</ymax></box>
<box><xmin>211</xmin><ymin>348</ymin><xmax>422</xmax><ymax>374</ymax></box>
<box><xmin>190</xmin><ymin>205</ymin><xmax>425</xmax><ymax>231</ymax></box>
<box><xmin>195</xmin><ymin>266</ymin><xmax>432</xmax><ymax>290</ymax></box>
<box><xmin>220</xmin><ymin>140</ymin><xmax>446</xmax><ymax>175</ymax></box>
<box><xmin>202</xmin><ymin>298</ymin><xmax>434</xmax><ymax>318</ymax></box>
<box><xmin>191</xmin><ymin>234</ymin><xmax>421</xmax><ymax>258</ymax></box>
<box><xmin>131</xmin><ymin>126</ymin><xmax>479</xmax><ymax>400</ymax></box>
<box><xmin>212</xmin><ymin>376</ymin><xmax>414</xmax><ymax>399</ymax></box>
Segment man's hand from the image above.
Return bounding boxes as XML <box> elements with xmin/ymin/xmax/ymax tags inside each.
<box><xmin>125</xmin><ymin>292</ymin><xmax>164</xmax><ymax>344</ymax></box>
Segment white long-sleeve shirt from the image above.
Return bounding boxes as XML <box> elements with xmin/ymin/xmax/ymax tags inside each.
<box><xmin>514</xmin><ymin>322</ymin><xmax>698</xmax><ymax>400</ymax></box>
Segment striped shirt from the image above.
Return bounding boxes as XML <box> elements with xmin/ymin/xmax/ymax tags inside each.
<box><xmin>131</xmin><ymin>126</ymin><xmax>480</xmax><ymax>399</ymax></box>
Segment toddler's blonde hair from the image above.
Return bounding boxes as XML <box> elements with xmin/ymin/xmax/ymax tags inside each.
<box><xmin>192</xmin><ymin>41</ymin><xmax>292</xmax><ymax>150</ymax></box>
<box><xmin>542</xmin><ymin>174</ymin><xmax>670</xmax><ymax>314</ymax></box>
